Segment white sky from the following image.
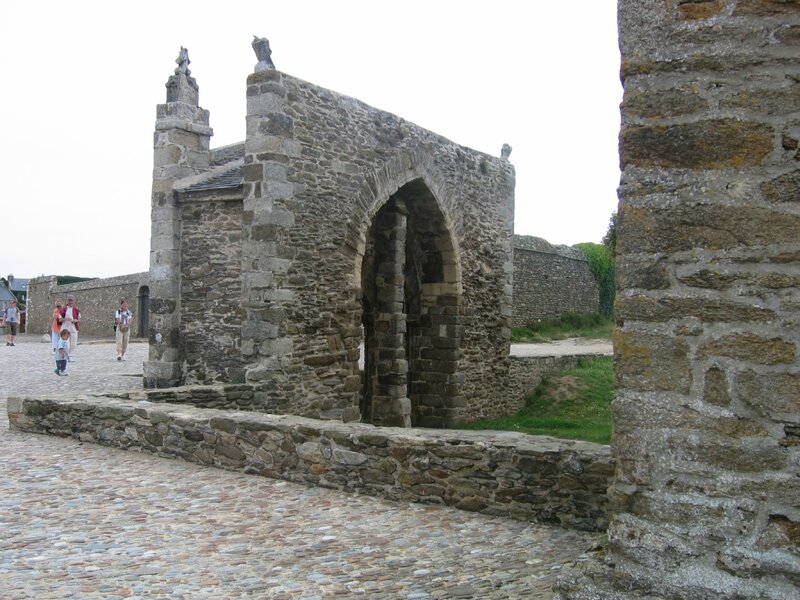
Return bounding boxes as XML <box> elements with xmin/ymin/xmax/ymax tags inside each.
<box><xmin>0</xmin><ymin>1</ymin><xmax>621</xmax><ymax>280</ymax></box>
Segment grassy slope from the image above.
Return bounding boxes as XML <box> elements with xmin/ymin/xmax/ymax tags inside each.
<box><xmin>460</xmin><ymin>357</ymin><xmax>613</xmax><ymax>444</ymax></box>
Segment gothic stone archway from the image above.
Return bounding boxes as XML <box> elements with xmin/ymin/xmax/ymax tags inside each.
<box><xmin>360</xmin><ymin>178</ymin><xmax>462</xmax><ymax>427</ymax></box>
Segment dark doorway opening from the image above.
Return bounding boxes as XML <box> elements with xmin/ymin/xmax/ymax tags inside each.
<box><xmin>360</xmin><ymin>179</ymin><xmax>462</xmax><ymax>428</ymax></box>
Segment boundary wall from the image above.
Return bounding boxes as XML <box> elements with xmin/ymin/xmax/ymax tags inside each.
<box><xmin>512</xmin><ymin>236</ymin><xmax>599</xmax><ymax>327</ymax></box>
<box><xmin>27</xmin><ymin>274</ymin><xmax>149</xmax><ymax>339</ymax></box>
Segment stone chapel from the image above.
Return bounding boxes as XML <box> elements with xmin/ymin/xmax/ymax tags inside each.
<box><xmin>143</xmin><ymin>40</ymin><xmax>516</xmax><ymax>429</ymax></box>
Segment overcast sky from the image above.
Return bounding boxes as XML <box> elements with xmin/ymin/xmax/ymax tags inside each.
<box><xmin>0</xmin><ymin>1</ymin><xmax>621</xmax><ymax>280</ymax></box>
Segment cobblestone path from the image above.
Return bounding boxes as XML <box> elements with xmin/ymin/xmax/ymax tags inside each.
<box><xmin>1</xmin><ymin>336</ymin><xmax>602</xmax><ymax>599</ymax></box>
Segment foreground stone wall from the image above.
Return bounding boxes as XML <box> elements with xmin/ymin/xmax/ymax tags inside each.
<box><xmin>558</xmin><ymin>2</ymin><xmax>800</xmax><ymax>598</ymax></box>
<box><xmin>8</xmin><ymin>396</ymin><xmax>613</xmax><ymax>532</ymax></box>
<box><xmin>512</xmin><ymin>236</ymin><xmax>599</xmax><ymax>327</ymax></box>
<box><xmin>27</xmin><ymin>274</ymin><xmax>149</xmax><ymax>339</ymax></box>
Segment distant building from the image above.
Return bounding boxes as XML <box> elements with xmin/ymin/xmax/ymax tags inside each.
<box><xmin>0</xmin><ymin>279</ymin><xmax>16</xmax><ymax>310</ymax></box>
<box><xmin>5</xmin><ymin>275</ymin><xmax>29</xmax><ymax>307</ymax></box>
<box><xmin>1</xmin><ymin>275</ymin><xmax>28</xmax><ymax>332</ymax></box>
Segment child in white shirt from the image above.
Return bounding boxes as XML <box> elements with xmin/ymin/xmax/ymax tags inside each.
<box><xmin>55</xmin><ymin>329</ymin><xmax>70</xmax><ymax>376</ymax></box>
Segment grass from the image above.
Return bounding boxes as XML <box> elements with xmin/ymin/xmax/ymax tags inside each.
<box><xmin>460</xmin><ymin>356</ymin><xmax>613</xmax><ymax>444</ymax></box>
<box><xmin>511</xmin><ymin>312</ymin><xmax>612</xmax><ymax>343</ymax></box>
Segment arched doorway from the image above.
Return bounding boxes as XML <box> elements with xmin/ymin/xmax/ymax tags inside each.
<box><xmin>137</xmin><ymin>285</ymin><xmax>150</xmax><ymax>338</ymax></box>
<box><xmin>360</xmin><ymin>178</ymin><xmax>462</xmax><ymax>427</ymax></box>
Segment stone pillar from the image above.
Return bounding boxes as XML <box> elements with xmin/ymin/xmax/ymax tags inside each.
<box><xmin>370</xmin><ymin>202</ymin><xmax>411</xmax><ymax>427</ymax></box>
<box><xmin>144</xmin><ymin>66</ymin><xmax>212</xmax><ymax>388</ymax></box>
<box><xmin>557</xmin><ymin>2</ymin><xmax>800</xmax><ymax>598</ymax></box>
<box><xmin>240</xmin><ymin>69</ymin><xmax>300</xmax><ymax>384</ymax></box>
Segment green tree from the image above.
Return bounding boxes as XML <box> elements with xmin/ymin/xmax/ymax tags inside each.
<box><xmin>602</xmin><ymin>211</ymin><xmax>617</xmax><ymax>255</ymax></box>
<box><xmin>576</xmin><ymin>211</ymin><xmax>617</xmax><ymax>317</ymax></box>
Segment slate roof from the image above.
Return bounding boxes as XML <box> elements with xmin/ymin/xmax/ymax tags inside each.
<box><xmin>0</xmin><ymin>282</ymin><xmax>15</xmax><ymax>303</ymax></box>
<box><xmin>179</xmin><ymin>164</ymin><xmax>244</xmax><ymax>193</ymax></box>
<box><xmin>8</xmin><ymin>278</ymin><xmax>29</xmax><ymax>293</ymax></box>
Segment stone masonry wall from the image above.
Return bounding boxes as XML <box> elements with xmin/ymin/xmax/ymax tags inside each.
<box><xmin>179</xmin><ymin>197</ymin><xmax>245</xmax><ymax>385</ymax></box>
<box><xmin>8</xmin><ymin>395</ymin><xmax>613</xmax><ymax>532</ymax></box>
<box><xmin>512</xmin><ymin>235</ymin><xmax>599</xmax><ymax>327</ymax></box>
<box><xmin>237</xmin><ymin>70</ymin><xmax>515</xmax><ymax>425</ymax></box>
<box><xmin>557</xmin><ymin>2</ymin><xmax>800</xmax><ymax>598</ymax></box>
<box><xmin>27</xmin><ymin>274</ymin><xmax>148</xmax><ymax>339</ymax></box>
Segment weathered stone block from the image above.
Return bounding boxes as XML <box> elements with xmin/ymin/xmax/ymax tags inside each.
<box><xmin>761</xmin><ymin>169</ymin><xmax>800</xmax><ymax>203</ymax></box>
<box><xmin>614</xmin><ymin>330</ymin><xmax>691</xmax><ymax>393</ymax></box>
<box><xmin>736</xmin><ymin>370</ymin><xmax>800</xmax><ymax>420</ymax></box>
<box><xmin>776</xmin><ymin>24</ymin><xmax>800</xmax><ymax>45</ymax></box>
<box><xmin>702</xmin><ymin>366</ymin><xmax>731</xmax><ymax>407</ymax></box>
<box><xmin>721</xmin><ymin>87</ymin><xmax>800</xmax><ymax>117</ymax></box>
<box><xmin>619</xmin><ymin>202</ymin><xmax>800</xmax><ymax>254</ymax></box>
<box><xmin>258</xmin><ymin>113</ymin><xmax>294</xmax><ymax>137</ymax></box>
<box><xmin>616</xmin><ymin>294</ymin><xmax>776</xmax><ymax>323</ymax></box>
<box><xmin>616</xmin><ymin>256</ymin><xmax>670</xmax><ymax>290</ymax></box>
<box><xmin>676</xmin><ymin>0</ymin><xmax>724</xmax><ymax>20</ymax></box>
<box><xmin>699</xmin><ymin>334</ymin><xmax>795</xmax><ymax>365</ymax></box>
<box><xmin>733</xmin><ymin>0</ymin><xmax>800</xmax><ymax>16</ymax></box>
<box><xmin>620</xmin><ymin>120</ymin><xmax>773</xmax><ymax>169</ymax></box>
<box><xmin>623</xmin><ymin>87</ymin><xmax>709</xmax><ymax>118</ymax></box>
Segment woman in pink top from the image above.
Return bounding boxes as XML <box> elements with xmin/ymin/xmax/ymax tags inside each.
<box><xmin>51</xmin><ymin>300</ymin><xmax>63</xmax><ymax>350</ymax></box>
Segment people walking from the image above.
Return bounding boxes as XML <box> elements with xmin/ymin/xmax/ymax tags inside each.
<box><xmin>59</xmin><ymin>295</ymin><xmax>81</xmax><ymax>358</ymax></box>
<box><xmin>3</xmin><ymin>299</ymin><xmax>20</xmax><ymax>346</ymax></box>
<box><xmin>50</xmin><ymin>300</ymin><xmax>63</xmax><ymax>350</ymax></box>
<box><xmin>114</xmin><ymin>299</ymin><xmax>134</xmax><ymax>361</ymax></box>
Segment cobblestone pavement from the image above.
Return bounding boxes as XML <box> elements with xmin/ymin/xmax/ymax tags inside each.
<box><xmin>1</xmin><ymin>335</ymin><xmax>602</xmax><ymax>599</ymax></box>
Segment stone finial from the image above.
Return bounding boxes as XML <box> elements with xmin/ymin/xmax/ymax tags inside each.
<box><xmin>175</xmin><ymin>46</ymin><xmax>191</xmax><ymax>76</ymax></box>
<box><xmin>252</xmin><ymin>35</ymin><xmax>276</xmax><ymax>72</ymax></box>
<box><xmin>165</xmin><ymin>47</ymin><xmax>199</xmax><ymax>104</ymax></box>
<box><xmin>501</xmin><ymin>143</ymin><xmax>512</xmax><ymax>160</ymax></box>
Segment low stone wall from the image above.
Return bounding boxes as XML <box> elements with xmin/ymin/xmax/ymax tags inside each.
<box><xmin>8</xmin><ymin>396</ymin><xmax>613</xmax><ymax>532</ymax></box>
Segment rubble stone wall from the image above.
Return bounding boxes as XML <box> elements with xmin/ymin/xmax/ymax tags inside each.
<box><xmin>8</xmin><ymin>396</ymin><xmax>613</xmax><ymax>532</ymax></box>
<box><xmin>179</xmin><ymin>196</ymin><xmax>245</xmax><ymax>385</ymax></box>
<box><xmin>27</xmin><ymin>274</ymin><xmax>149</xmax><ymax>339</ymax></box>
<box><xmin>557</xmin><ymin>1</ymin><xmax>800</xmax><ymax>598</ymax></box>
<box><xmin>512</xmin><ymin>235</ymin><xmax>599</xmax><ymax>327</ymax></box>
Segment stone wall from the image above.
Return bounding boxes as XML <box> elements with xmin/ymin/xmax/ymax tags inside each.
<box><xmin>8</xmin><ymin>395</ymin><xmax>613</xmax><ymax>532</ymax></box>
<box><xmin>512</xmin><ymin>235</ymin><xmax>599</xmax><ymax>327</ymax></box>
<box><xmin>179</xmin><ymin>196</ymin><xmax>245</xmax><ymax>385</ymax></box>
<box><xmin>557</xmin><ymin>1</ymin><xmax>800</xmax><ymax>598</ymax></box>
<box><xmin>27</xmin><ymin>274</ymin><xmax>149</xmax><ymax>339</ymax></box>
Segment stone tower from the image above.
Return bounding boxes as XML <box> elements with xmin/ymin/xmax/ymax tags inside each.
<box><xmin>144</xmin><ymin>49</ymin><xmax>213</xmax><ymax>388</ymax></box>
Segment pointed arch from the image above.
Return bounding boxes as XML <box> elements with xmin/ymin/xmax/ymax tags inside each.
<box><xmin>347</xmin><ymin>150</ymin><xmax>465</xmax><ymax>427</ymax></box>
